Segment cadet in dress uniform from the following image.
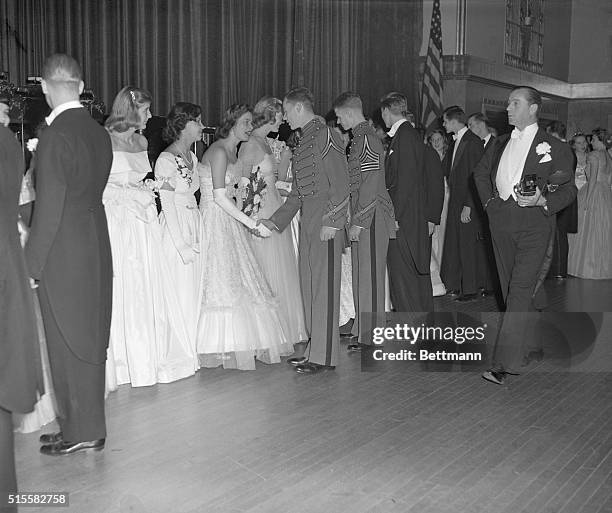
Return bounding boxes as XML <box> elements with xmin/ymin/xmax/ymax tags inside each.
<box><xmin>332</xmin><ymin>92</ymin><xmax>397</xmax><ymax>350</ymax></box>
<box><xmin>261</xmin><ymin>87</ymin><xmax>349</xmax><ymax>373</ymax></box>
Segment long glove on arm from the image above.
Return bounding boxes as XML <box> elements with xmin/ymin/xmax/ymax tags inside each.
<box><xmin>213</xmin><ymin>188</ymin><xmax>271</xmax><ymax>237</ymax></box>
<box><xmin>159</xmin><ymin>189</ymin><xmax>196</xmax><ymax>264</ymax></box>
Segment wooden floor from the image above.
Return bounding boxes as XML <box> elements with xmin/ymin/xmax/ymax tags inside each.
<box><xmin>14</xmin><ymin>278</ymin><xmax>612</xmax><ymax>513</ymax></box>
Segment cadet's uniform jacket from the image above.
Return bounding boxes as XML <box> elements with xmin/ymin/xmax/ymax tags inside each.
<box><xmin>270</xmin><ymin>116</ymin><xmax>349</xmax><ymax>367</ymax></box>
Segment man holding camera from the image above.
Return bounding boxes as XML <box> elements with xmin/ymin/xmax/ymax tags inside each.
<box><xmin>473</xmin><ymin>86</ymin><xmax>576</xmax><ymax>384</ymax></box>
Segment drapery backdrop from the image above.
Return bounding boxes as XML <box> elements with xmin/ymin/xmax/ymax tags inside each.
<box><xmin>1</xmin><ymin>0</ymin><xmax>422</xmax><ymax>123</ymax></box>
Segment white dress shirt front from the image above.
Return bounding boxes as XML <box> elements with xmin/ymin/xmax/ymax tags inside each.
<box><xmin>495</xmin><ymin>122</ymin><xmax>539</xmax><ymax>201</ymax></box>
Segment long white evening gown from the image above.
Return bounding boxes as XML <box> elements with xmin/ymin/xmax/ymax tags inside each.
<box><xmin>248</xmin><ymin>153</ymin><xmax>308</xmax><ymax>344</ymax></box>
<box><xmin>155</xmin><ymin>151</ymin><xmax>203</xmax><ymax>349</ymax></box>
<box><xmin>196</xmin><ymin>159</ymin><xmax>292</xmax><ymax>370</ymax></box>
<box><xmin>105</xmin><ymin>151</ymin><xmax>198</xmax><ymax>391</ymax></box>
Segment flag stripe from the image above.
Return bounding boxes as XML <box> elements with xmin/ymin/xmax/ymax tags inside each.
<box><xmin>420</xmin><ymin>0</ymin><xmax>444</xmax><ymax>130</ymax></box>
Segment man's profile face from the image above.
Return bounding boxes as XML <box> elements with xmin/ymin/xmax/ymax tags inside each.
<box><xmin>334</xmin><ymin>108</ymin><xmax>351</xmax><ymax>131</ymax></box>
<box><xmin>381</xmin><ymin>107</ymin><xmax>392</xmax><ymax>129</ymax></box>
<box><xmin>283</xmin><ymin>100</ymin><xmax>300</xmax><ymax>130</ymax></box>
<box><xmin>507</xmin><ymin>89</ymin><xmax>535</xmax><ymax>128</ymax></box>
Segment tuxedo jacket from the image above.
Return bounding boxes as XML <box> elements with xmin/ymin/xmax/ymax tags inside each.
<box><xmin>473</xmin><ymin>127</ymin><xmax>577</xmax><ymax>219</ymax></box>
<box><xmin>25</xmin><ymin>108</ymin><xmax>113</xmax><ymax>365</ymax></box>
<box><xmin>0</xmin><ymin>126</ymin><xmax>43</xmax><ymax>413</ymax></box>
<box><xmin>446</xmin><ymin>129</ymin><xmax>485</xmax><ymax>219</ymax></box>
<box><xmin>384</xmin><ymin>121</ymin><xmax>430</xmax><ymax>274</ymax></box>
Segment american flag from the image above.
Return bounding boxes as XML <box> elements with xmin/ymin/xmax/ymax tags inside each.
<box><xmin>420</xmin><ymin>0</ymin><xmax>444</xmax><ymax>131</ymax></box>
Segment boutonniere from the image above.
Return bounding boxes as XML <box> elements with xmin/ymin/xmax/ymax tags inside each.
<box><xmin>536</xmin><ymin>142</ymin><xmax>552</xmax><ymax>163</ymax></box>
<box><xmin>26</xmin><ymin>138</ymin><xmax>39</xmax><ymax>152</ymax></box>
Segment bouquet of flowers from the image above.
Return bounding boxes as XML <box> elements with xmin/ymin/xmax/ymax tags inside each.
<box><xmin>241</xmin><ymin>166</ymin><xmax>267</xmax><ymax>218</ymax></box>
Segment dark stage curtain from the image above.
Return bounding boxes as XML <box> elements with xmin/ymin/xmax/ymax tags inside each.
<box><xmin>1</xmin><ymin>0</ymin><xmax>422</xmax><ymax>123</ymax></box>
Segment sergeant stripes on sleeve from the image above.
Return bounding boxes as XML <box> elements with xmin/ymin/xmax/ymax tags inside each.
<box><xmin>359</xmin><ymin>135</ymin><xmax>380</xmax><ymax>173</ymax></box>
<box><xmin>322</xmin><ymin>128</ymin><xmax>347</xmax><ymax>158</ymax></box>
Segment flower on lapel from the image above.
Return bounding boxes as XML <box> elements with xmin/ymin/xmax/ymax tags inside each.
<box><xmin>26</xmin><ymin>138</ymin><xmax>39</xmax><ymax>152</ymax></box>
<box><xmin>536</xmin><ymin>142</ymin><xmax>552</xmax><ymax>163</ymax></box>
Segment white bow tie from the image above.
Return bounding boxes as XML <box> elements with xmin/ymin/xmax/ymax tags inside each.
<box><xmin>510</xmin><ymin>128</ymin><xmax>523</xmax><ymax>140</ymax></box>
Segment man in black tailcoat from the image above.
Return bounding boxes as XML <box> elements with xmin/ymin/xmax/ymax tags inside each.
<box><xmin>440</xmin><ymin>106</ymin><xmax>486</xmax><ymax>302</ymax></box>
<box><xmin>25</xmin><ymin>54</ymin><xmax>113</xmax><ymax>455</ymax></box>
<box><xmin>381</xmin><ymin>92</ymin><xmax>433</xmax><ymax>312</ymax></box>
<box><xmin>0</xmin><ymin>96</ymin><xmax>43</xmax><ymax>512</ymax></box>
<box><xmin>473</xmin><ymin>86</ymin><xmax>576</xmax><ymax>385</ymax></box>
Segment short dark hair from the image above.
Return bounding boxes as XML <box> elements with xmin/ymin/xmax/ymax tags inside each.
<box><xmin>162</xmin><ymin>102</ymin><xmax>202</xmax><ymax>143</ymax></box>
<box><xmin>468</xmin><ymin>112</ymin><xmax>487</xmax><ymax>124</ymax></box>
<box><xmin>215</xmin><ymin>103</ymin><xmax>252</xmax><ymax>140</ymax></box>
<box><xmin>380</xmin><ymin>92</ymin><xmax>409</xmax><ymax>117</ymax></box>
<box><xmin>252</xmin><ymin>96</ymin><xmax>282</xmax><ymax>130</ymax></box>
<box><xmin>546</xmin><ymin>120</ymin><xmax>566</xmax><ymax>140</ymax></box>
<box><xmin>284</xmin><ymin>87</ymin><xmax>314</xmax><ymax>111</ymax></box>
<box><xmin>332</xmin><ymin>91</ymin><xmax>363</xmax><ymax>111</ymax></box>
<box><xmin>442</xmin><ymin>105</ymin><xmax>466</xmax><ymax>124</ymax></box>
<box><xmin>105</xmin><ymin>86</ymin><xmax>153</xmax><ymax>133</ymax></box>
<box><xmin>512</xmin><ymin>86</ymin><xmax>542</xmax><ymax>114</ymax></box>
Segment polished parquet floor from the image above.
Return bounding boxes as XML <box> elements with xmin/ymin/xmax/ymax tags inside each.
<box><xmin>14</xmin><ymin>278</ymin><xmax>612</xmax><ymax>513</ymax></box>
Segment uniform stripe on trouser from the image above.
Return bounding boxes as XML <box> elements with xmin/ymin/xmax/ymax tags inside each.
<box><xmin>326</xmin><ymin>239</ymin><xmax>334</xmax><ymax>366</ymax></box>
<box><xmin>370</xmin><ymin>213</ymin><xmax>377</xmax><ymax>313</ymax></box>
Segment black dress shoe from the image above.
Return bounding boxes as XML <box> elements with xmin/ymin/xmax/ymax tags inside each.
<box><xmin>40</xmin><ymin>439</ymin><xmax>105</xmax><ymax>456</ymax></box>
<box><xmin>347</xmin><ymin>338</ymin><xmax>362</xmax><ymax>352</ymax></box>
<box><xmin>287</xmin><ymin>356</ymin><xmax>308</xmax><ymax>366</ymax></box>
<box><xmin>295</xmin><ymin>363</ymin><xmax>335</xmax><ymax>374</ymax></box>
<box><xmin>455</xmin><ymin>293</ymin><xmax>478</xmax><ymax>302</ymax></box>
<box><xmin>482</xmin><ymin>370</ymin><xmax>506</xmax><ymax>385</ymax></box>
<box><xmin>339</xmin><ymin>318</ymin><xmax>354</xmax><ymax>335</ymax></box>
<box><xmin>479</xmin><ymin>288</ymin><xmax>495</xmax><ymax>297</ymax></box>
<box><xmin>39</xmin><ymin>432</ymin><xmax>63</xmax><ymax>444</ymax></box>
<box><xmin>446</xmin><ymin>289</ymin><xmax>460</xmax><ymax>297</ymax></box>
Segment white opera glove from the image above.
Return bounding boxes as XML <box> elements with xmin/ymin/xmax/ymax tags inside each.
<box><xmin>212</xmin><ymin>188</ymin><xmax>270</xmax><ymax>238</ymax></box>
<box><xmin>159</xmin><ymin>189</ymin><xmax>198</xmax><ymax>264</ymax></box>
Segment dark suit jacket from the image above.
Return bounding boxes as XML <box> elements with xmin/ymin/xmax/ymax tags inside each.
<box><xmin>423</xmin><ymin>145</ymin><xmax>445</xmax><ymax>225</ymax></box>
<box><xmin>473</xmin><ymin>127</ymin><xmax>577</xmax><ymax>218</ymax></box>
<box><xmin>385</xmin><ymin>121</ymin><xmax>430</xmax><ymax>274</ymax></box>
<box><xmin>0</xmin><ymin>126</ymin><xmax>43</xmax><ymax>413</ymax></box>
<box><xmin>25</xmin><ymin>108</ymin><xmax>113</xmax><ymax>365</ymax></box>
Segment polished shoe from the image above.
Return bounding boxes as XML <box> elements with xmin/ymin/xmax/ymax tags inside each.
<box><xmin>287</xmin><ymin>356</ymin><xmax>308</xmax><ymax>366</ymax></box>
<box><xmin>552</xmin><ymin>274</ymin><xmax>566</xmax><ymax>281</ymax></box>
<box><xmin>479</xmin><ymin>288</ymin><xmax>495</xmax><ymax>297</ymax></box>
<box><xmin>446</xmin><ymin>289</ymin><xmax>460</xmax><ymax>297</ymax></box>
<box><xmin>295</xmin><ymin>362</ymin><xmax>335</xmax><ymax>374</ymax></box>
<box><xmin>482</xmin><ymin>370</ymin><xmax>506</xmax><ymax>385</ymax></box>
<box><xmin>40</xmin><ymin>438</ymin><xmax>105</xmax><ymax>456</ymax></box>
<box><xmin>39</xmin><ymin>431</ymin><xmax>63</xmax><ymax>444</ymax></box>
<box><xmin>347</xmin><ymin>342</ymin><xmax>362</xmax><ymax>352</ymax></box>
<box><xmin>455</xmin><ymin>293</ymin><xmax>478</xmax><ymax>302</ymax></box>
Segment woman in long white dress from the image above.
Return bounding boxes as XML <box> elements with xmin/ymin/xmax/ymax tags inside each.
<box><xmin>197</xmin><ymin>104</ymin><xmax>292</xmax><ymax>370</ymax></box>
<box><xmin>237</xmin><ymin>97</ymin><xmax>307</xmax><ymax>346</ymax></box>
<box><xmin>104</xmin><ymin>88</ymin><xmax>198</xmax><ymax>391</ymax></box>
<box><xmin>155</xmin><ymin>103</ymin><xmax>204</xmax><ymax>353</ymax></box>
<box><xmin>427</xmin><ymin>129</ymin><xmax>450</xmax><ymax>297</ymax></box>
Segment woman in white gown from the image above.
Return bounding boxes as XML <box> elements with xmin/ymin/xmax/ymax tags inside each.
<box><xmin>237</xmin><ymin>97</ymin><xmax>307</xmax><ymax>345</ymax></box>
<box><xmin>427</xmin><ymin>129</ymin><xmax>450</xmax><ymax>297</ymax></box>
<box><xmin>155</xmin><ymin>103</ymin><xmax>204</xmax><ymax>352</ymax></box>
<box><xmin>104</xmin><ymin>88</ymin><xmax>198</xmax><ymax>391</ymax></box>
<box><xmin>197</xmin><ymin>104</ymin><xmax>292</xmax><ymax>370</ymax></box>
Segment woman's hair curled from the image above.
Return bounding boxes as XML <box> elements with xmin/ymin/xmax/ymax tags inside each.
<box><xmin>251</xmin><ymin>96</ymin><xmax>282</xmax><ymax>130</ymax></box>
<box><xmin>105</xmin><ymin>86</ymin><xmax>152</xmax><ymax>133</ymax></box>
<box><xmin>162</xmin><ymin>102</ymin><xmax>202</xmax><ymax>143</ymax></box>
<box><xmin>215</xmin><ymin>103</ymin><xmax>252</xmax><ymax>140</ymax></box>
